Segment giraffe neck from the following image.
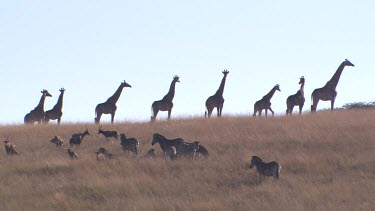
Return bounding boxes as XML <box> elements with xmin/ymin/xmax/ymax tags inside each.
<box><xmin>299</xmin><ymin>81</ymin><xmax>305</xmax><ymax>96</ymax></box>
<box><xmin>325</xmin><ymin>62</ymin><xmax>346</xmax><ymax>89</ymax></box>
<box><xmin>263</xmin><ymin>87</ymin><xmax>277</xmax><ymax>101</ymax></box>
<box><xmin>214</xmin><ymin>75</ymin><xmax>227</xmax><ymax>96</ymax></box>
<box><xmin>106</xmin><ymin>84</ymin><xmax>124</xmax><ymax>104</ymax></box>
<box><xmin>53</xmin><ymin>92</ymin><xmax>65</xmax><ymax>110</ymax></box>
<box><xmin>162</xmin><ymin>80</ymin><xmax>177</xmax><ymax>101</ymax></box>
<box><xmin>35</xmin><ymin>93</ymin><xmax>47</xmax><ymax>110</ymax></box>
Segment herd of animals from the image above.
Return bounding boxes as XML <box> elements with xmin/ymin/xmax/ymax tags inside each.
<box><xmin>23</xmin><ymin>59</ymin><xmax>354</xmax><ymax>125</ymax></box>
<box><xmin>3</xmin><ymin>127</ymin><xmax>281</xmax><ymax>180</ymax></box>
<box><xmin>5</xmin><ymin>59</ymin><xmax>355</xmax><ymax>181</ymax></box>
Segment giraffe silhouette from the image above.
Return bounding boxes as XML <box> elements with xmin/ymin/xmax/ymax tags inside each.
<box><xmin>151</xmin><ymin>75</ymin><xmax>180</xmax><ymax>122</ymax></box>
<box><xmin>45</xmin><ymin>88</ymin><xmax>65</xmax><ymax>124</ymax></box>
<box><xmin>286</xmin><ymin>77</ymin><xmax>305</xmax><ymax>115</ymax></box>
<box><xmin>253</xmin><ymin>84</ymin><xmax>281</xmax><ymax>117</ymax></box>
<box><xmin>205</xmin><ymin>69</ymin><xmax>229</xmax><ymax>118</ymax></box>
<box><xmin>24</xmin><ymin>89</ymin><xmax>52</xmax><ymax>124</ymax></box>
<box><xmin>311</xmin><ymin>59</ymin><xmax>354</xmax><ymax>112</ymax></box>
<box><xmin>95</xmin><ymin>80</ymin><xmax>132</xmax><ymax>124</ymax></box>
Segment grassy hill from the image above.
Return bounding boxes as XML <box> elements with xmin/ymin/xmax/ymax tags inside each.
<box><xmin>0</xmin><ymin>110</ymin><xmax>374</xmax><ymax>210</ymax></box>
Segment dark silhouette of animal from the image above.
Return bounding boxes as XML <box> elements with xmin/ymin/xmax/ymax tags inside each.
<box><xmin>151</xmin><ymin>133</ymin><xmax>184</xmax><ymax>156</ymax></box>
<box><xmin>249</xmin><ymin>156</ymin><xmax>281</xmax><ymax>180</ymax></box>
<box><xmin>311</xmin><ymin>59</ymin><xmax>354</xmax><ymax>112</ymax></box>
<box><xmin>3</xmin><ymin>137</ymin><xmax>18</xmax><ymax>155</ymax></box>
<box><xmin>286</xmin><ymin>77</ymin><xmax>305</xmax><ymax>115</ymax></box>
<box><xmin>142</xmin><ymin>148</ymin><xmax>156</xmax><ymax>158</ymax></box>
<box><xmin>96</xmin><ymin>147</ymin><xmax>113</xmax><ymax>160</ymax></box>
<box><xmin>151</xmin><ymin>75</ymin><xmax>180</xmax><ymax>122</ymax></box>
<box><xmin>67</xmin><ymin>148</ymin><xmax>78</xmax><ymax>159</ymax></box>
<box><xmin>24</xmin><ymin>89</ymin><xmax>52</xmax><ymax>124</ymax></box>
<box><xmin>253</xmin><ymin>84</ymin><xmax>281</xmax><ymax>117</ymax></box>
<box><xmin>205</xmin><ymin>69</ymin><xmax>229</xmax><ymax>118</ymax></box>
<box><xmin>98</xmin><ymin>125</ymin><xmax>119</xmax><ymax>141</ymax></box>
<box><xmin>50</xmin><ymin>136</ymin><xmax>64</xmax><ymax>148</ymax></box>
<box><xmin>69</xmin><ymin>129</ymin><xmax>90</xmax><ymax>147</ymax></box>
<box><xmin>165</xmin><ymin>146</ymin><xmax>177</xmax><ymax>160</ymax></box>
<box><xmin>311</xmin><ymin>59</ymin><xmax>355</xmax><ymax>112</ymax></box>
<box><xmin>45</xmin><ymin>88</ymin><xmax>65</xmax><ymax>124</ymax></box>
<box><xmin>120</xmin><ymin>133</ymin><xmax>139</xmax><ymax>156</ymax></box>
<box><xmin>95</xmin><ymin>80</ymin><xmax>132</xmax><ymax>124</ymax></box>
<box><xmin>196</xmin><ymin>143</ymin><xmax>209</xmax><ymax>159</ymax></box>
<box><xmin>175</xmin><ymin>141</ymin><xmax>200</xmax><ymax>159</ymax></box>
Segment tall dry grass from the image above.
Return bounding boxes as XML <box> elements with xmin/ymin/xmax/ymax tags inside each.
<box><xmin>0</xmin><ymin>110</ymin><xmax>374</xmax><ymax>211</ymax></box>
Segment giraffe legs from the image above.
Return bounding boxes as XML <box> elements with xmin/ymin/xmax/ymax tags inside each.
<box><xmin>151</xmin><ymin>109</ymin><xmax>159</xmax><ymax>122</ymax></box>
<box><xmin>111</xmin><ymin>112</ymin><xmax>115</xmax><ymax>124</ymax></box>
<box><xmin>57</xmin><ymin>117</ymin><xmax>61</xmax><ymax>125</ymax></box>
<box><xmin>216</xmin><ymin>107</ymin><xmax>220</xmax><ymax>117</ymax></box>
<box><xmin>218</xmin><ymin>105</ymin><xmax>223</xmax><ymax>117</ymax></box>
<box><xmin>269</xmin><ymin>107</ymin><xmax>275</xmax><ymax>116</ymax></box>
<box><xmin>207</xmin><ymin>107</ymin><xmax>214</xmax><ymax>118</ymax></box>
<box><xmin>331</xmin><ymin>100</ymin><xmax>335</xmax><ymax>111</ymax></box>
<box><xmin>311</xmin><ymin>99</ymin><xmax>319</xmax><ymax>112</ymax></box>
<box><xmin>168</xmin><ymin>109</ymin><xmax>172</xmax><ymax>120</ymax></box>
<box><xmin>95</xmin><ymin>112</ymin><xmax>102</xmax><ymax>124</ymax></box>
<box><xmin>299</xmin><ymin>104</ymin><xmax>303</xmax><ymax>115</ymax></box>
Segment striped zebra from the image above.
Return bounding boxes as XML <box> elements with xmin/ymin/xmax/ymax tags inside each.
<box><xmin>175</xmin><ymin>141</ymin><xmax>200</xmax><ymax>159</ymax></box>
<box><xmin>249</xmin><ymin>156</ymin><xmax>281</xmax><ymax>180</ymax></box>
<box><xmin>151</xmin><ymin>133</ymin><xmax>184</xmax><ymax>156</ymax></box>
<box><xmin>120</xmin><ymin>133</ymin><xmax>139</xmax><ymax>156</ymax></box>
<box><xmin>165</xmin><ymin>145</ymin><xmax>177</xmax><ymax>160</ymax></box>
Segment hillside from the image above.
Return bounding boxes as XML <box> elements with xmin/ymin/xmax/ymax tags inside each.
<box><xmin>0</xmin><ymin>110</ymin><xmax>374</xmax><ymax>211</ymax></box>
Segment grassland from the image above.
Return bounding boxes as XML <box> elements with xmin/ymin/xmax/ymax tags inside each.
<box><xmin>0</xmin><ymin>110</ymin><xmax>374</xmax><ymax>211</ymax></box>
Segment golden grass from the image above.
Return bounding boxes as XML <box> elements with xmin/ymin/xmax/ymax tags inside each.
<box><xmin>0</xmin><ymin>110</ymin><xmax>374</xmax><ymax>211</ymax></box>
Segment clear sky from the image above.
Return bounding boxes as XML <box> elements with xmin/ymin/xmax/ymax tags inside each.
<box><xmin>1</xmin><ymin>1</ymin><xmax>374</xmax><ymax>124</ymax></box>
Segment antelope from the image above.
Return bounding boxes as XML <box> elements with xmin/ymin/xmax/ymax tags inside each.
<box><xmin>98</xmin><ymin>125</ymin><xmax>120</xmax><ymax>141</ymax></box>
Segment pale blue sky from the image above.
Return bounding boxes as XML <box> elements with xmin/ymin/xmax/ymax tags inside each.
<box><xmin>1</xmin><ymin>1</ymin><xmax>374</xmax><ymax>124</ymax></box>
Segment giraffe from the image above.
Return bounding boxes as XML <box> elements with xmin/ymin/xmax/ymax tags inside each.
<box><xmin>45</xmin><ymin>88</ymin><xmax>65</xmax><ymax>124</ymax></box>
<box><xmin>253</xmin><ymin>84</ymin><xmax>281</xmax><ymax>117</ymax></box>
<box><xmin>95</xmin><ymin>80</ymin><xmax>132</xmax><ymax>124</ymax></box>
<box><xmin>311</xmin><ymin>59</ymin><xmax>355</xmax><ymax>112</ymax></box>
<box><xmin>205</xmin><ymin>69</ymin><xmax>229</xmax><ymax>118</ymax></box>
<box><xmin>24</xmin><ymin>89</ymin><xmax>52</xmax><ymax>124</ymax></box>
<box><xmin>286</xmin><ymin>77</ymin><xmax>305</xmax><ymax>115</ymax></box>
<box><xmin>151</xmin><ymin>75</ymin><xmax>180</xmax><ymax>122</ymax></box>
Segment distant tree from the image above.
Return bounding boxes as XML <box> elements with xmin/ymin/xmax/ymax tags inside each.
<box><xmin>342</xmin><ymin>101</ymin><xmax>375</xmax><ymax>110</ymax></box>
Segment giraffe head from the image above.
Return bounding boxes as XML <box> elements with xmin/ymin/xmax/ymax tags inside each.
<box><xmin>121</xmin><ymin>80</ymin><xmax>132</xmax><ymax>88</ymax></box>
<box><xmin>42</xmin><ymin>89</ymin><xmax>52</xmax><ymax>97</ymax></box>
<box><xmin>173</xmin><ymin>75</ymin><xmax>180</xmax><ymax>83</ymax></box>
<box><xmin>299</xmin><ymin>76</ymin><xmax>305</xmax><ymax>84</ymax></box>
<box><xmin>59</xmin><ymin>88</ymin><xmax>66</xmax><ymax>93</ymax></box>
<box><xmin>222</xmin><ymin>69</ymin><xmax>229</xmax><ymax>76</ymax></box>
<box><xmin>344</xmin><ymin>59</ymin><xmax>355</xmax><ymax>67</ymax></box>
<box><xmin>275</xmin><ymin>84</ymin><xmax>281</xmax><ymax>92</ymax></box>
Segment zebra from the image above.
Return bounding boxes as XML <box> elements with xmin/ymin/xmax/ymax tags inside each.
<box><xmin>98</xmin><ymin>125</ymin><xmax>119</xmax><ymax>141</ymax></box>
<box><xmin>69</xmin><ymin>129</ymin><xmax>90</xmax><ymax>147</ymax></box>
<box><xmin>175</xmin><ymin>141</ymin><xmax>200</xmax><ymax>159</ymax></box>
<box><xmin>67</xmin><ymin>148</ymin><xmax>78</xmax><ymax>159</ymax></box>
<box><xmin>249</xmin><ymin>156</ymin><xmax>281</xmax><ymax>180</ymax></box>
<box><xmin>151</xmin><ymin>133</ymin><xmax>184</xmax><ymax>156</ymax></box>
<box><xmin>50</xmin><ymin>136</ymin><xmax>64</xmax><ymax>148</ymax></box>
<box><xmin>120</xmin><ymin>133</ymin><xmax>139</xmax><ymax>156</ymax></box>
<box><xmin>164</xmin><ymin>146</ymin><xmax>177</xmax><ymax>160</ymax></box>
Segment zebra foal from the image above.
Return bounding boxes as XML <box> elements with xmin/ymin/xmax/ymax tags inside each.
<box><xmin>249</xmin><ymin>156</ymin><xmax>281</xmax><ymax>180</ymax></box>
<box><xmin>120</xmin><ymin>133</ymin><xmax>139</xmax><ymax>156</ymax></box>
